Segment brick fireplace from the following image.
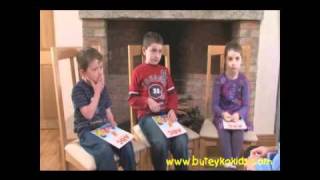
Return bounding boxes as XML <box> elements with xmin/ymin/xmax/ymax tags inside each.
<box><xmin>79</xmin><ymin>10</ymin><xmax>263</xmax><ymax>125</ymax></box>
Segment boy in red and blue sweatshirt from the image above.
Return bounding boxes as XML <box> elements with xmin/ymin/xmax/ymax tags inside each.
<box><xmin>128</xmin><ymin>32</ymin><xmax>188</xmax><ymax>170</ymax></box>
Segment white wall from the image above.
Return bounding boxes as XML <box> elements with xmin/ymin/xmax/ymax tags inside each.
<box><xmin>253</xmin><ymin>10</ymin><xmax>280</xmax><ymax>134</ymax></box>
<box><xmin>53</xmin><ymin>10</ymin><xmax>82</xmax><ymax>47</ymax></box>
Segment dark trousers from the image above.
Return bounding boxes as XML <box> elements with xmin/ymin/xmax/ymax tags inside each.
<box><xmin>217</xmin><ymin>128</ymin><xmax>244</xmax><ymax>159</ymax></box>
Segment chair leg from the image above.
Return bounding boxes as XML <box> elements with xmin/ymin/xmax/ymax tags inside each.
<box><xmin>193</xmin><ymin>139</ymin><xmax>200</xmax><ymax>170</ymax></box>
<box><xmin>199</xmin><ymin>139</ymin><xmax>207</xmax><ymax>159</ymax></box>
<box><xmin>188</xmin><ymin>139</ymin><xmax>200</xmax><ymax>170</ymax></box>
<box><xmin>145</xmin><ymin>148</ymin><xmax>153</xmax><ymax>170</ymax></box>
<box><xmin>188</xmin><ymin>141</ymin><xmax>194</xmax><ymax>170</ymax></box>
<box><xmin>194</xmin><ymin>139</ymin><xmax>200</xmax><ymax>159</ymax></box>
<box><xmin>139</xmin><ymin>148</ymin><xmax>148</xmax><ymax>170</ymax></box>
<box><xmin>136</xmin><ymin>151</ymin><xmax>142</xmax><ymax>170</ymax></box>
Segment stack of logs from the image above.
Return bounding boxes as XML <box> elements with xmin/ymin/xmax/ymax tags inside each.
<box><xmin>176</xmin><ymin>94</ymin><xmax>204</xmax><ymax>133</ymax></box>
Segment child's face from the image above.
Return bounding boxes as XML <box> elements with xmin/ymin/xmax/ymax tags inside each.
<box><xmin>81</xmin><ymin>59</ymin><xmax>103</xmax><ymax>83</ymax></box>
<box><xmin>225</xmin><ymin>49</ymin><xmax>242</xmax><ymax>73</ymax></box>
<box><xmin>143</xmin><ymin>43</ymin><xmax>163</xmax><ymax>65</ymax></box>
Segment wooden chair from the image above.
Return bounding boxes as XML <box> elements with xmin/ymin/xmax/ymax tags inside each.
<box><xmin>128</xmin><ymin>45</ymin><xmax>200</xmax><ymax>170</ymax></box>
<box><xmin>50</xmin><ymin>47</ymin><xmax>148</xmax><ymax>170</ymax></box>
<box><xmin>199</xmin><ymin>45</ymin><xmax>258</xmax><ymax>160</ymax></box>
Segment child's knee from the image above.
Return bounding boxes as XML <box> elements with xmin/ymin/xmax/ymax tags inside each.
<box><xmin>175</xmin><ymin>134</ymin><xmax>188</xmax><ymax>147</ymax></box>
<box><xmin>151</xmin><ymin>138</ymin><xmax>168</xmax><ymax>152</ymax></box>
<box><xmin>95</xmin><ymin>143</ymin><xmax>114</xmax><ymax>157</ymax></box>
<box><xmin>121</xmin><ymin>142</ymin><xmax>134</xmax><ymax>154</ymax></box>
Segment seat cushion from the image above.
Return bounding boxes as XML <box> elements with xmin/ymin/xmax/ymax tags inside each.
<box><xmin>244</xmin><ymin>131</ymin><xmax>258</xmax><ymax>142</ymax></box>
<box><xmin>133</xmin><ymin>125</ymin><xmax>151</xmax><ymax>147</ymax></box>
<box><xmin>65</xmin><ymin>140</ymin><xmax>96</xmax><ymax>170</ymax></box>
<box><xmin>200</xmin><ymin>118</ymin><xmax>218</xmax><ymax>139</ymax></box>
<box><xmin>132</xmin><ymin>139</ymin><xmax>147</xmax><ymax>152</ymax></box>
<box><xmin>183</xmin><ymin>126</ymin><xmax>200</xmax><ymax>140</ymax></box>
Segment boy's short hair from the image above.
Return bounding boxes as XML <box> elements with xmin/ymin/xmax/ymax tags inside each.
<box><xmin>76</xmin><ymin>47</ymin><xmax>103</xmax><ymax>70</ymax></box>
<box><xmin>142</xmin><ymin>31</ymin><xmax>164</xmax><ymax>48</ymax></box>
<box><xmin>224</xmin><ymin>40</ymin><xmax>243</xmax><ymax>58</ymax></box>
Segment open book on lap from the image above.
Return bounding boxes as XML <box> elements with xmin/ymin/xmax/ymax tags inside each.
<box><xmin>91</xmin><ymin>123</ymin><xmax>134</xmax><ymax>149</ymax></box>
<box><xmin>152</xmin><ymin>115</ymin><xmax>187</xmax><ymax>138</ymax></box>
<box><xmin>222</xmin><ymin>119</ymin><xmax>247</xmax><ymax>130</ymax></box>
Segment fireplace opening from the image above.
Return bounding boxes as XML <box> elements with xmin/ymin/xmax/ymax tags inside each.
<box><xmin>105</xmin><ymin>20</ymin><xmax>233</xmax><ymax>130</ymax></box>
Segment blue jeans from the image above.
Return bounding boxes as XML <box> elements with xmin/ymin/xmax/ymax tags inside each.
<box><xmin>139</xmin><ymin>116</ymin><xmax>189</xmax><ymax>170</ymax></box>
<box><xmin>79</xmin><ymin>131</ymin><xmax>136</xmax><ymax>170</ymax></box>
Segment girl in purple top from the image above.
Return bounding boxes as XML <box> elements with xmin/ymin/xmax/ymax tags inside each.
<box><xmin>212</xmin><ymin>41</ymin><xmax>253</xmax><ymax>168</ymax></box>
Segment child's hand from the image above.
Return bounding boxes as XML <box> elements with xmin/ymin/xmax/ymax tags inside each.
<box><xmin>231</xmin><ymin>112</ymin><xmax>240</xmax><ymax>122</ymax></box>
<box><xmin>110</xmin><ymin>120</ymin><xmax>117</xmax><ymax>128</ymax></box>
<box><xmin>222</xmin><ymin>112</ymin><xmax>232</xmax><ymax>121</ymax></box>
<box><xmin>106</xmin><ymin>108</ymin><xmax>117</xmax><ymax>128</ymax></box>
<box><xmin>147</xmin><ymin>97</ymin><xmax>161</xmax><ymax>112</ymax></box>
<box><xmin>250</xmin><ymin>146</ymin><xmax>269</xmax><ymax>158</ymax></box>
<box><xmin>167</xmin><ymin>109</ymin><xmax>177</xmax><ymax>122</ymax></box>
<box><xmin>89</xmin><ymin>76</ymin><xmax>104</xmax><ymax>95</ymax></box>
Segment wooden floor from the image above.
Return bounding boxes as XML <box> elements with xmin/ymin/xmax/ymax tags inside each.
<box><xmin>40</xmin><ymin>129</ymin><xmax>276</xmax><ymax>171</ymax></box>
<box><xmin>40</xmin><ymin>129</ymin><xmax>62</xmax><ymax>170</ymax></box>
